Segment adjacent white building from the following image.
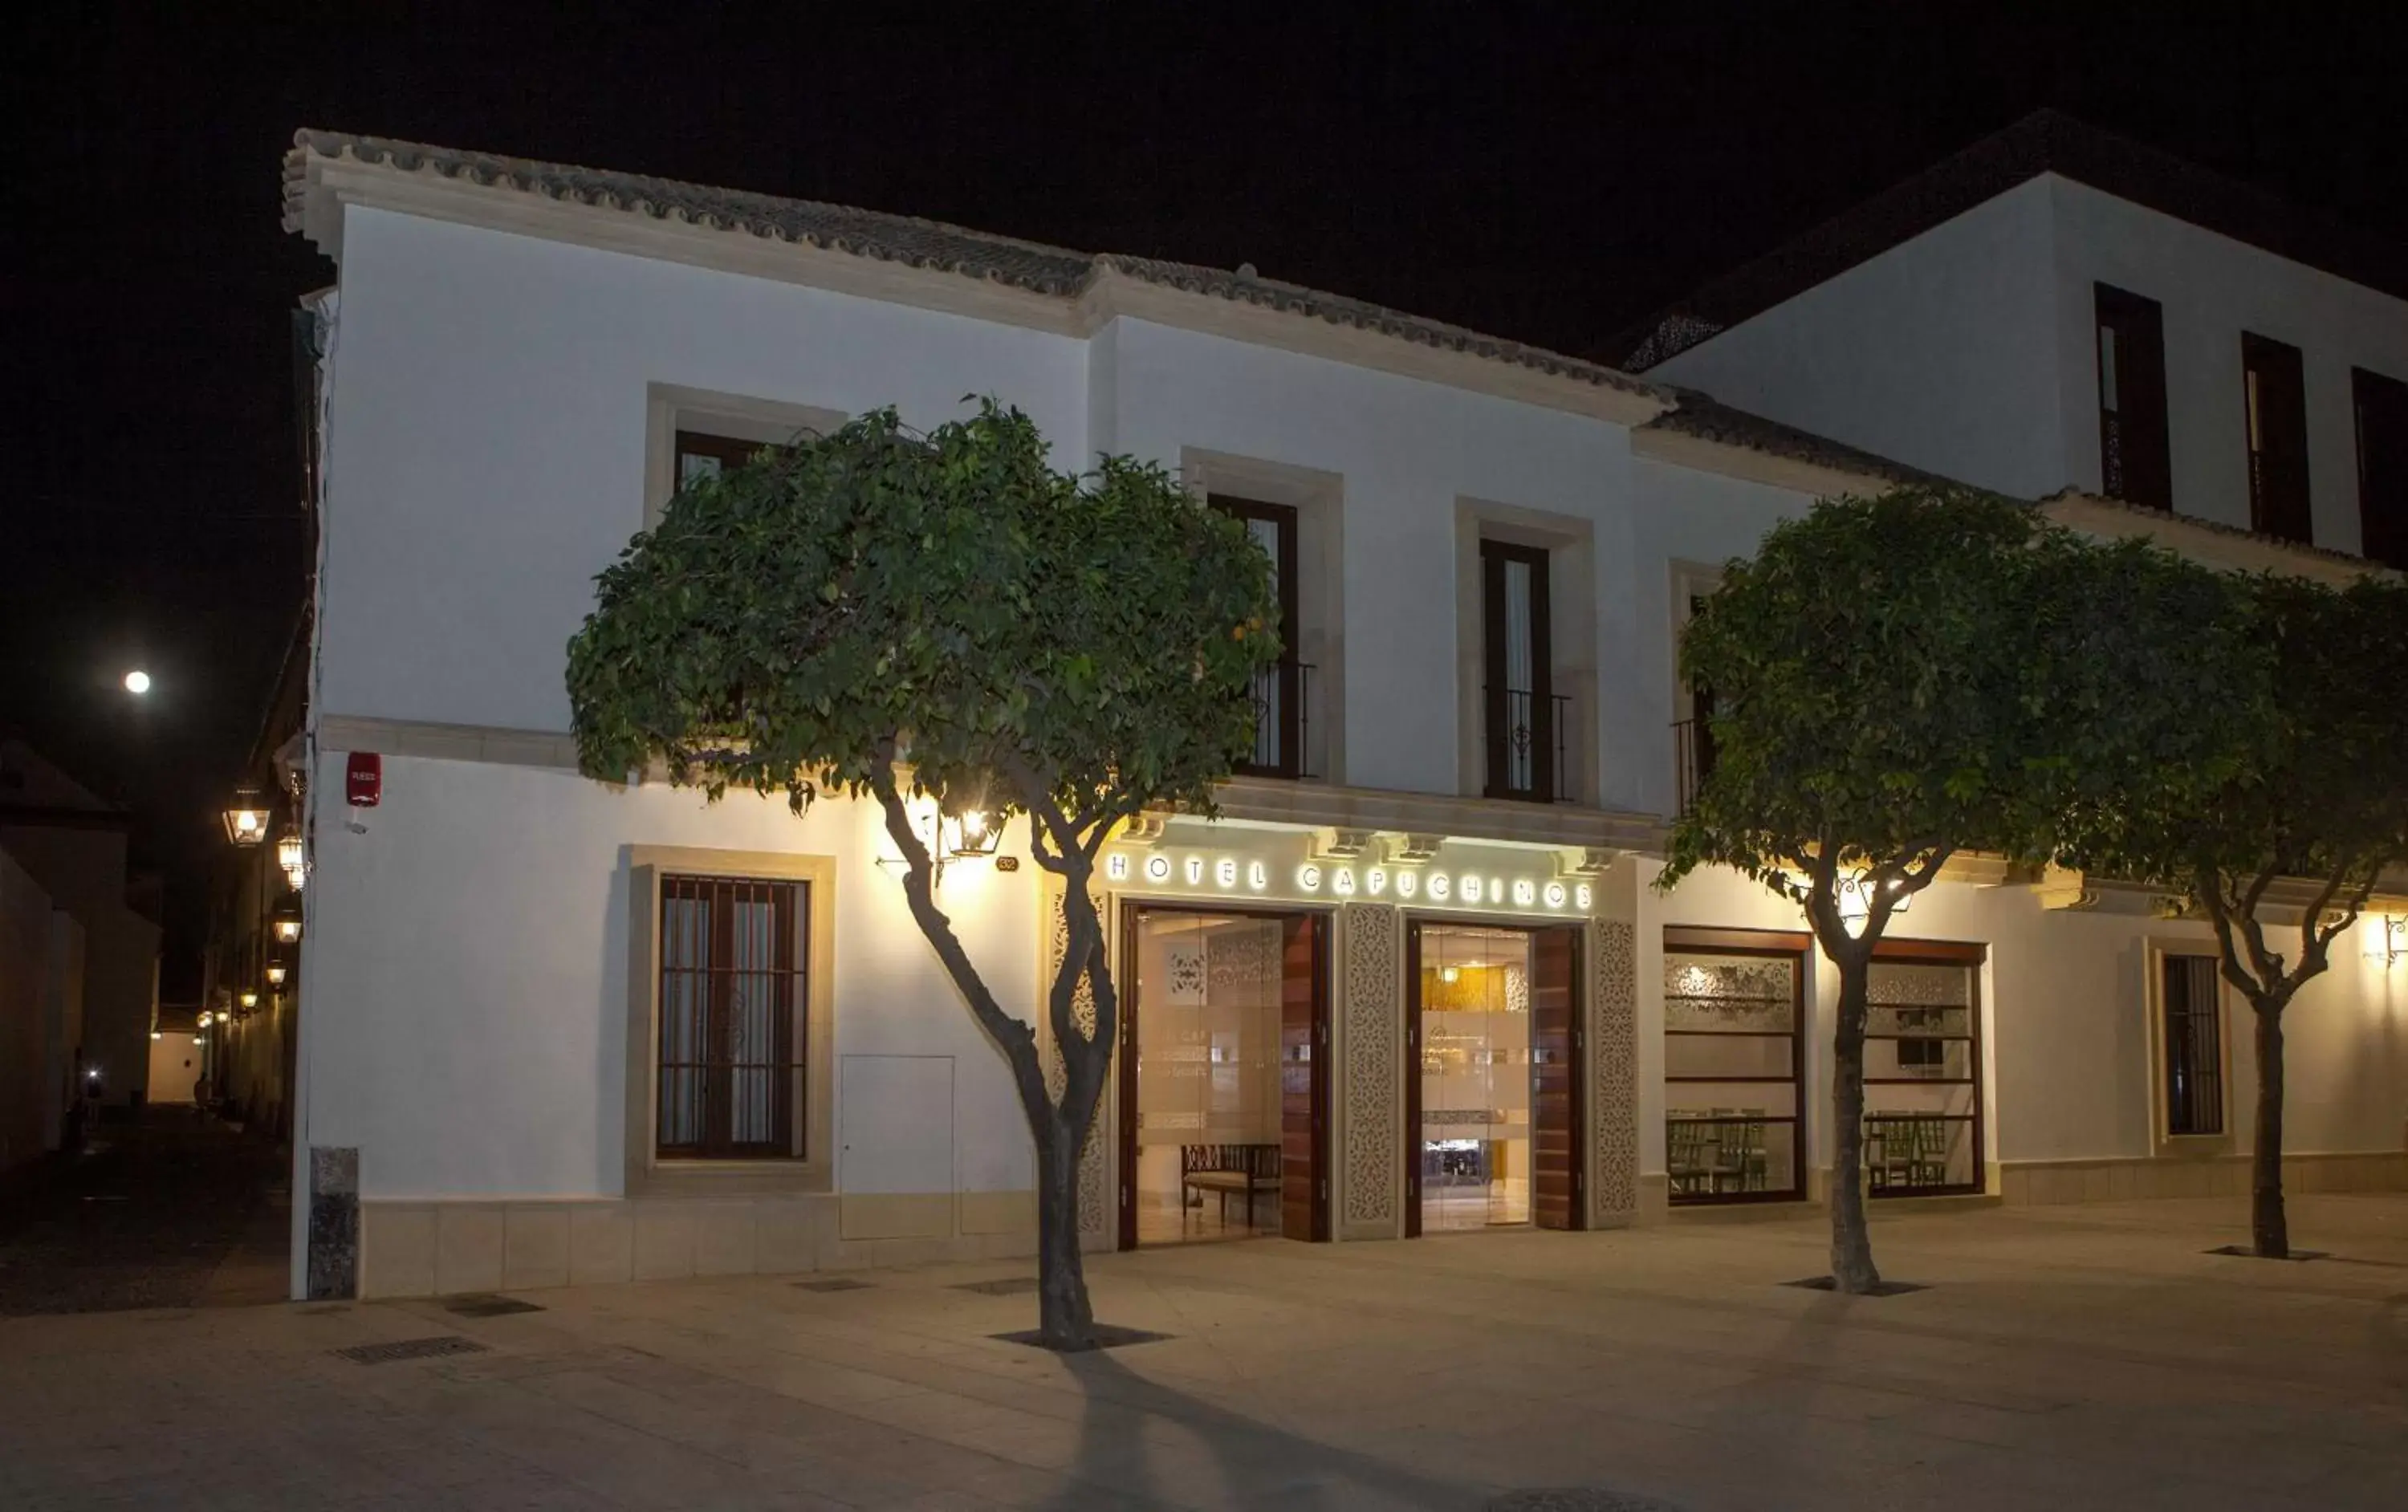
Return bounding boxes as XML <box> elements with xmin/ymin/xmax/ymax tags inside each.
<box><xmin>275</xmin><ymin>116</ymin><xmax>2408</xmax><ymax>1300</ymax></box>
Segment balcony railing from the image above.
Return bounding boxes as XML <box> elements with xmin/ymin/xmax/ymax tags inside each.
<box><xmin>1235</xmin><ymin>660</ymin><xmax>1315</xmax><ymax>779</ymax></box>
<box><xmin>1486</xmin><ymin>687</ymin><xmax>1573</xmax><ymax>803</ymax></box>
<box><xmin>1672</xmin><ymin>717</ymin><xmax>1716</xmax><ymax>814</ymax></box>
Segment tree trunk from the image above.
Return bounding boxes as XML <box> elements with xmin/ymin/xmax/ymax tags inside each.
<box><xmin>1828</xmin><ymin>953</ymin><xmax>1882</xmax><ymax>1292</ymax></box>
<box><xmin>1033</xmin><ymin>1113</ymin><xmax>1096</xmax><ymax>1347</ymax></box>
<box><xmin>2251</xmin><ymin>1002</ymin><xmax>2289</xmax><ymax>1259</ymax></box>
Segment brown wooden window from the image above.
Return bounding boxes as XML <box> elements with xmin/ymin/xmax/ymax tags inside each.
<box><xmin>657</xmin><ymin>875</ymin><xmax>808</xmax><ymax>1160</ymax></box>
<box><xmin>2096</xmin><ymin>285</ymin><xmax>2172</xmax><ymax>512</ymax></box>
<box><xmin>1482</xmin><ymin>539</ymin><xmax>1564</xmax><ymax>802</ymax></box>
<box><xmin>2354</xmin><ymin>368</ymin><xmax>2408</xmax><ymax>570</ymax></box>
<box><xmin>674</xmin><ymin>430</ymin><xmax>775</xmax><ymax>489</ymax></box>
<box><xmin>2161</xmin><ymin>954</ymin><xmax>2225</xmax><ymax>1137</ymax></box>
<box><xmin>1211</xmin><ymin>496</ymin><xmax>1309</xmax><ymax>778</ymax></box>
<box><xmin>2242</xmin><ymin>333</ymin><xmax>2312</xmax><ymax>543</ymax></box>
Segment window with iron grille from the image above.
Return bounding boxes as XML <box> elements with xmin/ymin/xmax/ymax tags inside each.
<box><xmin>1210</xmin><ymin>495</ymin><xmax>1307</xmax><ymax>778</ymax></box>
<box><xmin>2096</xmin><ymin>284</ymin><xmax>2172</xmax><ymax>512</ymax></box>
<box><xmin>2242</xmin><ymin>333</ymin><xmax>2312</xmax><ymax>544</ymax></box>
<box><xmin>657</xmin><ymin>875</ymin><xmax>808</xmax><ymax>1160</ymax></box>
<box><xmin>1481</xmin><ymin>539</ymin><xmax>1564</xmax><ymax>803</ymax></box>
<box><xmin>2161</xmin><ymin>954</ymin><xmax>2225</xmax><ymax>1137</ymax></box>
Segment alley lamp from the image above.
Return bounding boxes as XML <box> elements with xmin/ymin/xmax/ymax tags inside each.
<box><xmin>277</xmin><ymin>826</ymin><xmax>305</xmax><ymax>887</ymax></box>
<box><xmin>266</xmin><ymin>962</ymin><xmax>288</xmax><ymax>988</ymax></box>
<box><xmin>222</xmin><ymin>786</ymin><xmax>271</xmax><ymax>846</ymax></box>
<box><xmin>273</xmin><ymin>912</ymin><xmax>303</xmax><ymax>945</ymax></box>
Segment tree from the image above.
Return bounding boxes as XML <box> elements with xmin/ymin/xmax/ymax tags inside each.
<box><xmin>2058</xmin><ymin>571</ymin><xmax>2408</xmax><ymax>1258</ymax></box>
<box><xmin>566</xmin><ymin>402</ymin><xmax>1278</xmax><ymax>1346</ymax></box>
<box><xmin>1661</xmin><ymin>489</ymin><xmax>2101</xmax><ymax>1292</ymax></box>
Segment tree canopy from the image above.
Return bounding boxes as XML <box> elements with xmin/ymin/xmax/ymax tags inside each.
<box><xmin>566</xmin><ymin>400</ymin><xmax>1280</xmax><ymax>1347</ymax></box>
<box><xmin>2053</xmin><ymin>567</ymin><xmax>2408</xmax><ymax>1255</ymax></box>
<box><xmin>568</xmin><ymin>402</ymin><xmax>1276</xmax><ymax>827</ymax></box>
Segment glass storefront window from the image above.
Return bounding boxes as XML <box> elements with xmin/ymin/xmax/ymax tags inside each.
<box><xmin>1865</xmin><ymin>953</ymin><xmax>1983</xmax><ymax>1196</ymax></box>
<box><xmin>1663</xmin><ymin>940</ymin><xmax>1804</xmax><ymax>1204</ymax></box>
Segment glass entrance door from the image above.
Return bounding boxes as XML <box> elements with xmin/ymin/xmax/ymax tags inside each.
<box><xmin>1121</xmin><ymin>906</ymin><xmax>1326</xmax><ymax>1247</ymax></box>
<box><xmin>1413</xmin><ymin>924</ymin><xmax>1536</xmax><ymax>1231</ymax></box>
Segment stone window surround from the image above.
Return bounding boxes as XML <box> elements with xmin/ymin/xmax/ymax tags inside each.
<box><xmin>624</xmin><ymin>845</ymin><xmax>838</xmax><ymax>1199</ymax></box>
<box><xmin>1454</xmin><ymin>499</ymin><xmax>1599</xmax><ymax>805</ymax></box>
<box><xmin>2143</xmin><ymin>934</ymin><xmax>2236</xmax><ymax>1158</ymax></box>
<box><xmin>643</xmin><ymin>383</ymin><xmax>848</xmax><ymax>528</ymax></box>
<box><xmin>1182</xmin><ymin>447</ymin><xmax>1348</xmax><ymax>785</ymax></box>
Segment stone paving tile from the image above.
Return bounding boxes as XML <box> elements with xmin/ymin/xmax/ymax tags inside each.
<box><xmin>7</xmin><ymin>1193</ymin><xmax>2408</xmax><ymax>1508</ymax></box>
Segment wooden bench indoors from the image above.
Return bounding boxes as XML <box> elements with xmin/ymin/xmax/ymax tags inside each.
<box><xmin>1180</xmin><ymin>1143</ymin><xmax>1281</xmax><ymax>1231</ymax></box>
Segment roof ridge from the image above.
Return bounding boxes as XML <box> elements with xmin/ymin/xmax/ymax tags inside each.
<box><xmin>284</xmin><ymin>128</ymin><xmax>1662</xmax><ymax>400</ymax></box>
<box><xmin>1605</xmin><ymin>108</ymin><xmax>2408</xmax><ymax>370</ymax></box>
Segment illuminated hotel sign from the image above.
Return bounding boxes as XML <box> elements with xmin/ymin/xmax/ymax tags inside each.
<box><xmin>1102</xmin><ymin>847</ymin><xmax>1592</xmax><ymax>915</ymax></box>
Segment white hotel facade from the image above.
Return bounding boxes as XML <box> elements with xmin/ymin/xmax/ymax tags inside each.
<box><xmin>275</xmin><ymin>113</ymin><xmax>2408</xmax><ymax>1299</ymax></box>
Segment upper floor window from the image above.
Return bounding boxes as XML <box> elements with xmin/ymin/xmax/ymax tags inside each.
<box><xmin>1481</xmin><ymin>539</ymin><xmax>1564</xmax><ymax>803</ymax></box>
<box><xmin>2241</xmin><ymin>333</ymin><xmax>2312</xmax><ymax>544</ymax></box>
<box><xmin>1675</xmin><ymin>591</ymin><xmax>1719</xmax><ymax>815</ymax></box>
<box><xmin>2096</xmin><ymin>285</ymin><xmax>2172</xmax><ymax>512</ymax></box>
<box><xmin>657</xmin><ymin>874</ymin><xmax>809</xmax><ymax>1160</ymax></box>
<box><xmin>1213</xmin><ymin>496</ymin><xmax>1310</xmax><ymax>779</ymax></box>
<box><xmin>2354</xmin><ymin>368</ymin><xmax>2408</xmax><ymax>571</ymax></box>
<box><xmin>675</xmin><ymin>429</ymin><xmax>774</xmax><ymax>487</ymax></box>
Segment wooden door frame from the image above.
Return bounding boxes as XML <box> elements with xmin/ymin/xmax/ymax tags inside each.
<box><xmin>1117</xmin><ymin>900</ymin><xmax>1331</xmax><ymax>1250</ymax></box>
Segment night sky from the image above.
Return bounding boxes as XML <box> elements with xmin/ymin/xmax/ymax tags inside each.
<box><xmin>9</xmin><ymin>6</ymin><xmax>2405</xmax><ymax>994</ymax></box>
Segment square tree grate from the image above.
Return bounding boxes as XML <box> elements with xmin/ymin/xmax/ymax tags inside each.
<box><xmin>444</xmin><ymin>1294</ymin><xmax>547</xmax><ymax>1317</ymax></box>
<box><xmin>336</xmin><ymin>1335</ymin><xmax>491</xmax><ymax>1365</ymax></box>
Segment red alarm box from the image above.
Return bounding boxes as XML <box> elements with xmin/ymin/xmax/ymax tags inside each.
<box><xmin>346</xmin><ymin>751</ymin><xmax>382</xmax><ymax>807</ymax></box>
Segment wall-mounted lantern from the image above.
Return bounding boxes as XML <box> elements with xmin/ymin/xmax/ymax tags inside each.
<box><xmin>238</xmin><ymin>990</ymin><xmax>259</xmax><ymax>1011</ymax></box>
<box><xmin>265</xmin><ymin>962</ymin><xmax>288</xmax><ymax>989</ymax></box>
<box><xmin>277</xmin><ymin>826</ymin><xmax>306</xmax><ymax>889</ymax></box>
<box><xmin>2369</xmin><ymin>914</ymin><xmax>2408</xmax><ymax>967</ymax></box>
<box><xmin>946</xmin><ymin>805</ymin><xmax>1005</xmax><ymax>859</ymax></box>
<box><xmin>222</xmin><ymin>786</ymin><xmax>271</xmax><ymax>846</ymax></box>
<box><xmin>273</xmin><ymin>912</ymin><xmax>303</xmax><ymax>945</ymax></box>
<box><xmin>1833</xmin><ymin>866</ymin><xmax>1913</xmax><ymax>937</ymax></box>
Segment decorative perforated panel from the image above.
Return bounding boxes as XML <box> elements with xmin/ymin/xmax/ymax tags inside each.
<box><xmin>1589</xmin><ymin>918</ymin><xmax>1640</xmax><ymax>1218</ymax></box>
<box><xmin>1340</xmin><ymin>902</ymin><xmax>1401</xmax><ymax>1231</ymax></box>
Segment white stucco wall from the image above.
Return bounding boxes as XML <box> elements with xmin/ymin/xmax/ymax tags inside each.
<box><xmin>2044</xmin><ymin>177</ymin><xmax>2408</xmax><ymax>550</ymax></box>
<box><xmin>1090</xmin><ymin>318</ymin><xmax>1647</xmax><ymax>803</ymax></box>
<box><xmin>1649</xmin><ymin>178</ymin><xmax>2068</xmax><ymax>500</ymax></box>
<box><xmin>296</xmin><ymin>751</ymin><xmax>1043</xmax><ymax>1202</ymax></box>
<box><xmin>319</xmin><ymin>207</ymin><xmax>1090</xmax><ymax>735</ymax></box>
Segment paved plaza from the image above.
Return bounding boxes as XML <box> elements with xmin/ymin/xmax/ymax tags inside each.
<box><xmin>3</xmin><ymin>1193</ymin><xmax>2406</xmax><ymax>1510</ymax></box>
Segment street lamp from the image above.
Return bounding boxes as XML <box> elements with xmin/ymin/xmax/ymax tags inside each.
<box><xmin>277</xmin><ymin>826</ymin><xmax>305</xmax><ymax>889</ymax></box>
<box><xmin>222</xmin><ymin>786</ymin><xmax>271</xmax><ymax>846</ymax></box>
<box><xmin>123</xmin><ymin>670</ymin><xmax>152</xmax><ymax>695</ymax></box>
<box><xmin>273</xmin><ymin>912</ymin><xmax>302</xmax><ymax>945</ymax></box>
<box><xmin>266</xmin><ymin>962</ymin><xmax>288</xmax><ymax>989</ymax></box>
<box><xmin>238</xmin><ymin>990</ymin><xmax>259</xmax><ymax>1011</ymax></box>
